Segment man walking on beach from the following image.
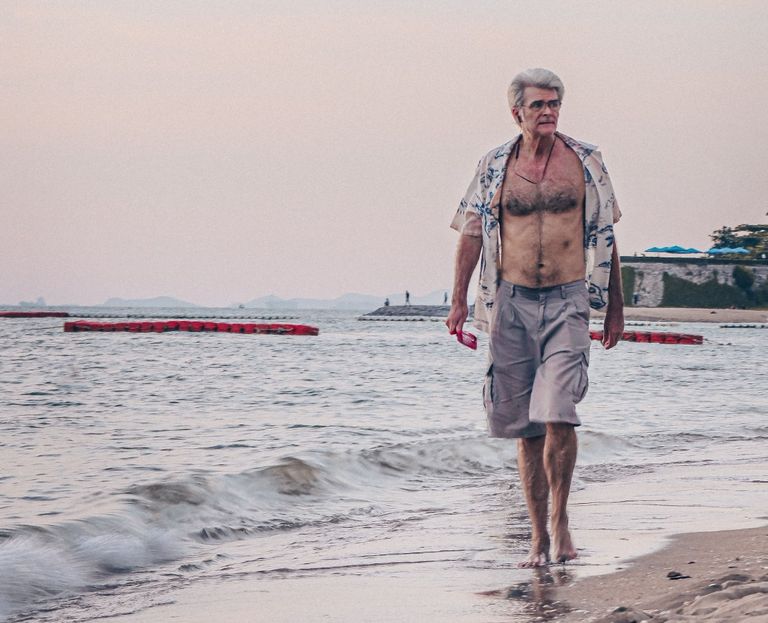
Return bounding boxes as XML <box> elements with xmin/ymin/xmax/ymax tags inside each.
<box><xmin>446</xmin><ymin>68</ymin><xmax>624</xmax><ymax>567</ymax></box>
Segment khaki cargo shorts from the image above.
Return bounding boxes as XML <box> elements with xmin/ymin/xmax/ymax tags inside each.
<box><xmin>484</xmin><ymin>279</ymin><xmax>591</xmax><ymax>438</ymax></box>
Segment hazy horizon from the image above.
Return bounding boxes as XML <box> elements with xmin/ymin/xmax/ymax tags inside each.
<box><xmin>4</xmin><ymin>0</ymin><xmax>767</xmax><ymax>306</ymax></box>
<box><xmin>6</xmin><ymin>287</ymin><xmax>452</xmax><ymax>308</ymax></box>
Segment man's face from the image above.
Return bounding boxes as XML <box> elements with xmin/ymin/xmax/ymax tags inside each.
<box><xmin>513</xmin><ymin>87</ymin><xmax>560</xmax><ymax>136</ymax></box>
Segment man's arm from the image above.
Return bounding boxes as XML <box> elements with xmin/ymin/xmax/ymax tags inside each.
<box><xmin>602</xmin><ymin>242</ymin><xmax>624</xmax><ymax>349</ymax></box>
<box><xmin>446</xmin><ymin>233</ymin><xmax>482</xmax><ymax>335</ymax></box>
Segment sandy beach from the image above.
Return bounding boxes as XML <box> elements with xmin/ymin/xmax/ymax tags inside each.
<box><xmin>94</xmin><ymin>525</ymin><xmax>768</xmax><ymax>623</ymax></box>
<box><xmin>555</xmin><ymin>525</ymin><xmax>768</xmax><ymax>622</ymax></box>
<box><xmin>595</xmin><ymin>306</ymin><xmax>768</xmax><ymax>324</ymax></box>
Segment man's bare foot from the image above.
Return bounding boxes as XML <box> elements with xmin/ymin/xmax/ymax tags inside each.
<box><xmin>519</xmin><ymin>550</ymin><xmax>550</xmax><ymax>568</ymax></box>
<box><xmin>552</xmin><ymin>526</ymin><xmax>577</xmax><ymax>564</ymax></box>
<box><xmin>518</xmin><ymin>534</ymin><xmax>551</xmax><ymax>568</ymax></box>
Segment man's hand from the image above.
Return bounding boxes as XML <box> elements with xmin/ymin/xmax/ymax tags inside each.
<box><xmin>602</xmin><ymin>305</ymin><xmax>624</xmax><ymax>349</ymax></box>
<box><xmin>446</xmin><ymin>301</ymin><xmax>469</xmax><ymax>335</ymax></box>
<box><xmin>447</xmin><ymin>230</ymin><xmax>482</xmax><ymax>336</ymax></box>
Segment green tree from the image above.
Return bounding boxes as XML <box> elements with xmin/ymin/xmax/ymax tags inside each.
<box><xmin>710</xmin><ymin>226</ymin><xmax>740</xmax><ymax>248</ymax></box>
<box><xmin>710</xmin><ymin>223</ymin><xmax>768</xmax><ymax>259</ymax></box>
<box><xmin>732</xmin><ymin>266</ymin><xmax>755</xmax><ymax>291</ymax></box>
<box><xmin>621</xmin><ymin>266</ymin><xmax>636</xmax><ymax>306</ymax></box>
<box><xmin>661</xmin><ymin>273</ymin><xmax>748</xmax><ymax>308</ymax></box>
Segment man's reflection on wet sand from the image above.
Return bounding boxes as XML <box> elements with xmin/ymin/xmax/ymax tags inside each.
<box><xmin>478</xmin><ymin>567</ymin><xmax>574</xmax><ymax>621</ymax></box>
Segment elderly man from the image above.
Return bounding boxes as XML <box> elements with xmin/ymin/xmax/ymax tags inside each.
<box><xmin>446</xmin><ymin>68</ymin><xmax>623</xmax><ymax>567</ymax></box>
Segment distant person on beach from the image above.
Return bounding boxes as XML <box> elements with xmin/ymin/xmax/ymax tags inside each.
<box><xmin>384</xmin><ymin>298</ymin><xmax>390</xmax><ymax>307</ymax></box>
<box><xmin>405</xmin><ymin>290</ymin><xmax>410</xmax><ymax>306</ymax></box>
<box><xmin>444</xmin><ymin>292</ymin><xmax>448</xmax><ymax>305</ymax></box>
<box><xmin>446</xmin><ymin>68</ymin><xmax>624</xmax><ymax>567</ymax></box>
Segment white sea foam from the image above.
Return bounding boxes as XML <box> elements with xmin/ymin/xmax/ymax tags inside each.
<box><xmin>0</xmin><ymin>512</ymin><xmax>185</xmax><ymax>619</ymax></box>
<box><xmin>0</xmin><ymin>428</ymin><xmax>652</xmax><ymax>619</ymax></box>
<box><xmin>0</xmin><ymin>534</ymin><xmax>88</xmax><ymax>619</ymax></box>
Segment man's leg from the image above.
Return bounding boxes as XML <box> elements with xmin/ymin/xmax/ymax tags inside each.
<box><xmin>544</xmin><ymin>423</ymin><xmax>578</xmax><ymax>563</ymax></box>
<box><xmin>517</xmin><ymin>434</ymin><xmax>550</xmax><ymax>568</ymax></box>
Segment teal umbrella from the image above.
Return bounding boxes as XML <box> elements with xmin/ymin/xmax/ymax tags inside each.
<box><xmin>707</xmin><ymin>247</ymin><xmax>750</xmax><ymax>255</ymax></box>
<box><xmin>646</xmin><ymin>245</ymin><xmax>702</xmax><ymax>254</ymax></box>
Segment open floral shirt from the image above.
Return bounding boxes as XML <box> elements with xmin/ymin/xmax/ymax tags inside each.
<box><xmin>450</xmin><ymin>132</ymin><xmax>622</xmax><ymax>333</ymax></box>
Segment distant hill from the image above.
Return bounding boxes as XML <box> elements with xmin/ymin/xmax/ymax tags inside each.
<box><xmin>96</xmin><ymin>290</ymin><xmax>451</xmax><ymax>310</ymax></box>
<box><xmin>101</xmin><ymin>296</ymin><xmax>199</xmax><ymax>308</ymax></box>
<box><xmin>244</xmin><ymin>289</ymin><xmax>450</xmax><ymax>310</ymax></box>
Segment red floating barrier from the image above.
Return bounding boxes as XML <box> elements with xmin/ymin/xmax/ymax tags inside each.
<box><xmin>590</xmin><ymin>329</ymin><xmax>703</xmax><ymax>345</ymax></box>
<box><xmin>678</xmin><ymin>333</ymin><xmax>704</xmax><ymax>345</ymax></box>
<box><xmin>63</xmin><ymin>320</ymin><xmax>319</xmax><ymax>336</ymax></box>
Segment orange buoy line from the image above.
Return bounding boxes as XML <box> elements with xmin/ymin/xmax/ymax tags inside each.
<box><xmin>1</xmin><ymin>311</ymin><xmax>70</xmax><ymax>318</ymax></box>
<box><xmin>589</xmin><ymin>330</ymin><xmax>703</xmax><ymax>345</ymax></box>
<box><xmin>64</xmin><ymin>320</ymin><xmax>319</xmax><ymax>336</ymax></box>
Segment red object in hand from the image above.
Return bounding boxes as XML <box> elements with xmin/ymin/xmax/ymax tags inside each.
<box><xmin>456</xmin><ymin>330</ymin><xmax>477</xmax><ymax>350</ymax></box>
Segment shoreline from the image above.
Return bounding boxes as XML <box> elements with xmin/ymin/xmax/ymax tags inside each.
<box><xmin>553</xmin><ymin>525</ymin><xmax>768</xmax><ymax>622</ymax></box>
<box><xmin>364</xmin><ymin>305</ymin><xmax>768</xmax><ymax>324</ymax></box>
<box><xmin>94</xmin><ymin>524</ymin><xmax>768</xmax><ymax>623</ymax></box>
<box><xmin>599</xmin><ymin>306</ymin><xmax>768</xmax><ymax>324</ymax></box>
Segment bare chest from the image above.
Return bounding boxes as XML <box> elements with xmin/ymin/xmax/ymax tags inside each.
<box><xmin>500</xmin><ymin>144</ymin><xmax>585</xmax><ymax>218</ymax></box>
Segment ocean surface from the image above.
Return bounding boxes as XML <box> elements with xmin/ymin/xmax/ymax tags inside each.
<box><xmin>0</xmin><ymin>308</ymin><xmax>766</xmax><ymax>622</ymax></box>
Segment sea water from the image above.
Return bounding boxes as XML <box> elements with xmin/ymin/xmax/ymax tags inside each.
<box><xmin>0</xmin><ymin>309</ymin><xmax>766</xmax><ymax>621</ymax></box>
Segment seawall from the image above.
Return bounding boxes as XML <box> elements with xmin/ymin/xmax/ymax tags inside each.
<box><xmin>621</xmin><ymin>257</ymin><xmax>768</xmax><ymax>307</ymax></box>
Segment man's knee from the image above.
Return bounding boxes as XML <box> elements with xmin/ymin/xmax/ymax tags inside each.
<box><xmin>545</xmin><ymin>422</ymin><xmax>576</xmax><ymax>438</ymax></box>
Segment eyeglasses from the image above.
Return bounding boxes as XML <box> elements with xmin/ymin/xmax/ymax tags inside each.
<box><xmin>523</xmin><ymin>99</ymin><xmax>561</xmax><ymax>112</ymax></box>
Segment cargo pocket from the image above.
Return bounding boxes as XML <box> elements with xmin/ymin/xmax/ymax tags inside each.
<box><xmin>572</xmin><ymin>352</ymin><xmax>589</xmax><ymax>403</ymax></box>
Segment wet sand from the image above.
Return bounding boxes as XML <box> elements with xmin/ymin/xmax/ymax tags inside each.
<box><xmin>97</xmin><ymin>572</ymin><xmax>505</xmax><ymax>623</ymax></box>
<box><xmin>555</xmin><ymin>525</ymin><xmax>768</xmax><ymax>622</ymax></box>
<box><xmin>97</xmin><ymin>525</ymin><xmax>768</xmax><ymax>623</ymax></box>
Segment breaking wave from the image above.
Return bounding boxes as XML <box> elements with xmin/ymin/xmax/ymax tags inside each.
<box><xmin>0</xmin><ymin>430</ymin><xmax>638</xmax><ymax>620</ymax></box>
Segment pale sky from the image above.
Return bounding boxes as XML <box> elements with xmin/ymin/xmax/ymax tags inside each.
<box><xmin>2</xmin><ymin>0</ymin><xmax>767</xmax><ymax>306</ymax></box>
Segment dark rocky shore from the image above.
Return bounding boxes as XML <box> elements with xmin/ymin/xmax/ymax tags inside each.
<box><xmin>362</xmin><ymin>305</ymin><xmax>457</xmax><ymax>318</ymax></box>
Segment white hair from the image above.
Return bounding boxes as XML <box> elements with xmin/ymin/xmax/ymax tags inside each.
<box><xmin>507</xmin><ymin>68</ymin><xmax>565</xmax><ymax>110</ymax></box>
